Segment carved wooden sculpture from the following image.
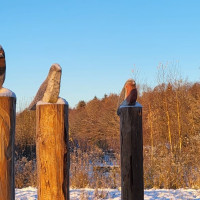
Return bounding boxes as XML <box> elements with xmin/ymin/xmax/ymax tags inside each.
<box><xmin>117</xmin><ymin>79</ymin><xmax>137</xmax><ymax>115</ymax></box>
<box><xmin>28</xmin><ymin>64</ymin><xmax>62</xmax><ymax>110</ymax></box>
<box><xmin>0</xmin><ymin>45</ymin><xmax>16</xmax><ymax>200</ymax></box>
<box><xmin>0</xmin><ymin>45</ymin><xmax>6</xmax><ymax>89</ymax></box>
<box><xmin>117</xmin><ymin>79</ymin><xmax>144</xmax><ymax>200</ymax></box>
<box><xmin>35</xmin><ymin>64</ymin><xmax>70</xmax><ymax>200</ymax></box>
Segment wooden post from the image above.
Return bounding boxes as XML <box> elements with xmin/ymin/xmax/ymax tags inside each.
<box><xmin>36</xmin><ymin>99</ymin><xmax>69</xmax><ymax>200</ymax></box>
<box><xmin>0</xmin><ymin>90</ymin><xmax>16</xmax><ymax>200</ymax></box>
<box><xmin>118</xmin><ymin>102</ymin><xmax>144</xmax><ymax>200</ymax></box>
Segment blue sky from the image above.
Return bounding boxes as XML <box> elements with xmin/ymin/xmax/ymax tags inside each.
<box><xmin>1</xmin><ymin>1</ymin><xmax>200</xmax><ymax>109</ymax></box>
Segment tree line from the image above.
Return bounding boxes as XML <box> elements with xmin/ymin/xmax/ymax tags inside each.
<box><xmin>15</xmin><ymin>73</ymin><xmax>200</xmax><ymax>188</ymax></box>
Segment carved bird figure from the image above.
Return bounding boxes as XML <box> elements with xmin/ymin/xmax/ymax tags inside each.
<box><xmin>28</xmin><ymin>63</ymin><xmax>62</xmax><ymax>110</ymax></box>
<box><xmin>0</xmin><ymin>45</ymin><xmax>6</xmax><ymax>89</ymax></box>
<box><xmin>117</xmin><ymin>79</ymin><xmax>137</xmax><ymax>114</ymax></box>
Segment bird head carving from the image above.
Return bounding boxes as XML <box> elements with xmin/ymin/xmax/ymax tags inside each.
<box><xmin>117</xmin><ymin>79</ymin><xmax>137</xmax><ymax>108</ymax></box>
<box><xmin>0</xmin><ymin>45</ymin><xmax>6</xmax><ymax>88</ymax></box>
<box><xmin>28</xmin><ymin>63</ymin><xmax>62</xmax><ymax>110</ymax></box>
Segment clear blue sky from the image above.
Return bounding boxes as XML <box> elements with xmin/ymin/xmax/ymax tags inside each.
<box><xmin>1</xmin><ymin>0</ymin><xmax>200</xmax><ymax>109</ymax></box>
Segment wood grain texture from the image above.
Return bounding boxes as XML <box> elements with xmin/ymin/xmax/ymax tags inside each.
<box><xmin>0</xmin><ymin>97</ymin><xmax>16</xmax><ymax>200</ymax></box>
<box><xmin>36</xmin><ymin>104</ymin><xmax>69</xmax><ymax>200</ymax></box>
<box><xmin>119</xmin><ymin>106</ymin><xmax>144</xmax><ymax>200</ymax></box>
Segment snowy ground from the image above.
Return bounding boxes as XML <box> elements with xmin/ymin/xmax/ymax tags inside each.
<box><xmin>15</xmin><ymin>187</ymin><xmax>200</xmax><ymax>199</ymax></box>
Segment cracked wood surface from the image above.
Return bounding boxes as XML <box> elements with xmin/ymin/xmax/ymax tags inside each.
<box><xmin>36</xmin><ymin>104</ymin><xmax>69</xmax><ymax>200</ymax></box>
<box><xmin>119</xmin><ymin>106</ymin><xmax>144</xmax><ymax>200</ymax></box>
<box><xmin>0</xmin><ymin>97</ymin><xmax>16</xmax><ymax>200</ymax></box>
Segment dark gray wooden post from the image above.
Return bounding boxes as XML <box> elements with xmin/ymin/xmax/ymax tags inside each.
<box><xmin>118</xmin><ymin>102</ymin><xmax>144</xmax><ymax>200</ymax></box>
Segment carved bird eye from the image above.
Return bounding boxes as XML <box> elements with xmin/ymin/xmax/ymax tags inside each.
<box><xmin>0</xmin><ymin>53</ymin><xmax>3</xmax><ymax>58</ymax></box>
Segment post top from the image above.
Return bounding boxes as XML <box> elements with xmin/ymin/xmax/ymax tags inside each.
<box><xmin>0</xmin><ymin>87</ymin><xmax>16</xmax><ymax>98</ymax></box>
<box><xmin>119</xmin><ymin>101</ymin><xmax>142</xmax><ymax>108</ymax></box>
<box><xmin>117</xmin><ymin>101</ymin><xmax>142</xmax><ymax>116</ymax></box>
<box><xmin>36</xmin><ymin>97</ymin><xmax>68</xmax><ymax>106</ymax></box>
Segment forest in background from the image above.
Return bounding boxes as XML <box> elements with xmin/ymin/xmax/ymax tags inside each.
<box><xmin>15</xmin><ymin>68</ymin><xmax>200</xmax><ymax>189</ymax></box>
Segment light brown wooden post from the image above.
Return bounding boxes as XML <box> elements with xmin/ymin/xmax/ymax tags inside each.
<box><xmin>118</xmin><ymin>103</ymin><xmax>144</xmax><ymax>200</ymax></box>
<box><xmin>0</xmin><ymin>93</ymin><xmax>16</xmax><ymax>200</ymax></box>
<box><xmin>36</xmin><ymin>100</ymin><xmax>69</xmax><ymax>200</ymax></box>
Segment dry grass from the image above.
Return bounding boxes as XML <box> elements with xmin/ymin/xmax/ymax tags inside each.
<box><xmin>70</xmin><ymin>148</ymin><xmax>120</xmax><ymax>189</ymax></box>
<box><xmin>15</xmin><ymin>157</ymin><xmax>37</xmax><ymax>188</ymax></box>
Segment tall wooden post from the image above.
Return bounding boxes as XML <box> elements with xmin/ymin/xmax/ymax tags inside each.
<box><xmin>118</xmin><ymin>102</ymin><xmax>144</xmax><ymax>200</ymax></box>
<box><xmin>36</xmin><ymin>99</ymin><xmax>69</xmax><ymax>200</ymax></box>
<box><xmin>0</xmin><ymin>90</ymin><xmax>16</xmax><ymax>200</ymax></box>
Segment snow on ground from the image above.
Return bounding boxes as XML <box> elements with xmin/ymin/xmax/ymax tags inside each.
<box><xmin>15</xmin><ymin>187</ymin><xmax>200</xmax><ymax>200</ymax></box>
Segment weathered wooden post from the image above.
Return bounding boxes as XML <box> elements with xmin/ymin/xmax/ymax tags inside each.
<box><xmin>117</xmin><ymin>79</ymin><xmax>144</xmax><ymax>200</ymax></box>
<box><xmin>36</xmin><ymin>99</ymin><xmax>69</xmax><ymax>200</ymax></box>
<box><xmin>0</xmin><ymin>45</ymin><xmax>16</xmax><ymax>200</ymax></box>
<box><xmin>32</xmin><ymin>64</ymin><xmax>69</xmax><ymax>200</ymax></box>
